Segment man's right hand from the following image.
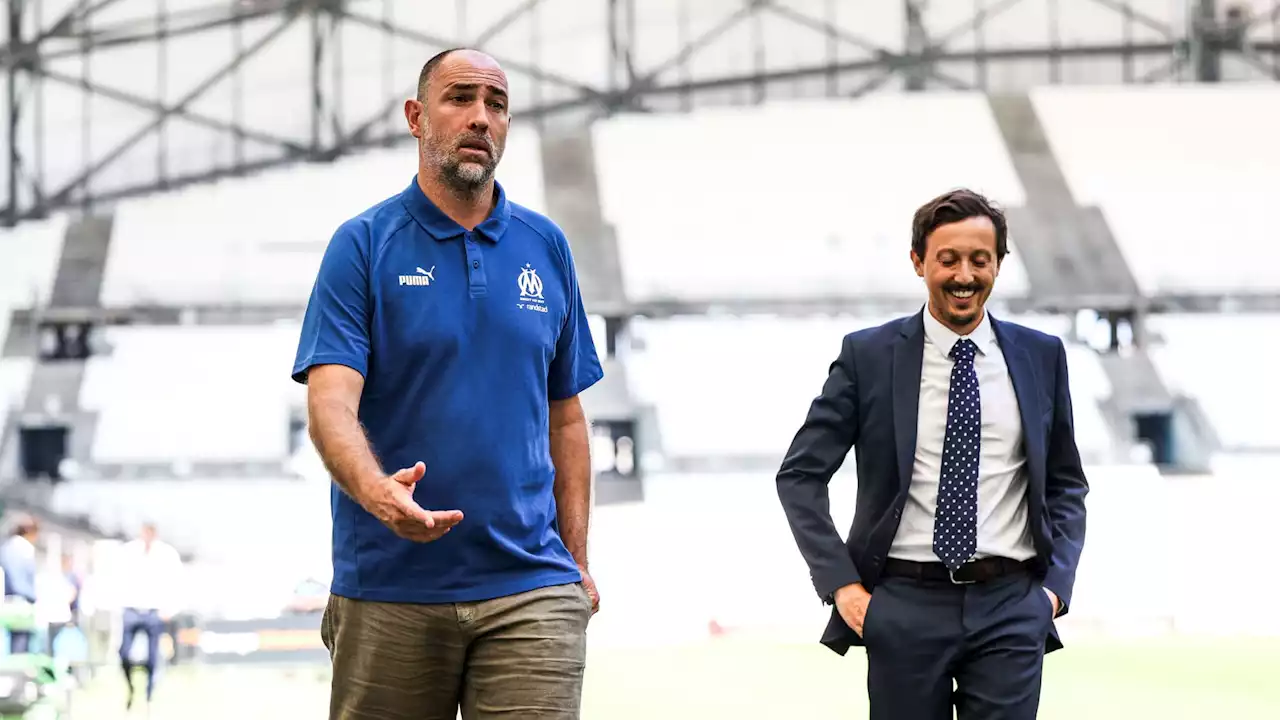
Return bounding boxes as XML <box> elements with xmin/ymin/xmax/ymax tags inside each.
<box><xmin>361</xmin><ymin>462</ymin><xmax>463</xmax><ymax>542</ymax></box>
<box><xmin>834</xmin><ymin>582</ymin><xmax>873</xmax><ymax>637</ymax></box>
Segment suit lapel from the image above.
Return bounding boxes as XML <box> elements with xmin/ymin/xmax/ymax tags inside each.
<box><xmin>992</xmin><ymin>317</ymin><xmax>1045</xmax><ymax>490</ymax></box>
<box><xmin>892</xmin><ymin>311</ymin><xmax>925</xmax><ymax>492</ymax></box>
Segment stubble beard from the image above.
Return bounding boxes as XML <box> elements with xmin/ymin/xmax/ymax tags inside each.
<box><xmin>420</xmin><ymin>126</ymin><xmax>501</xmax><ymax>201</ymax></box>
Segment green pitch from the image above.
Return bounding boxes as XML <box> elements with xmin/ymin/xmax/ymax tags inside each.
<box><xmin>70</xmin><ymin>637</ymin><xmax>1279</xmax><ymax>719</ymax></box>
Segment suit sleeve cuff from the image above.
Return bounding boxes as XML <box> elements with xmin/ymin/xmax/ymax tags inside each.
<box><xmin>1043</xmin><ymin>574</ymin><xmax>1072</xmax><ymax>618</ymax></box>
<box><xmin>814</xmin><ymin>564</ymin><xmax>862</xmax><ymax>604</ymax></box>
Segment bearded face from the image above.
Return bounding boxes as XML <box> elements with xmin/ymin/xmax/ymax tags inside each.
<box><xmin>419</xmin><ymin>116</ymin><xmax>505</xmax><ymax>193</ymax></box>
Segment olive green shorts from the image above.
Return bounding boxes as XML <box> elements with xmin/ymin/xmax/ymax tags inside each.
<box><xmin>321</xmin><ymin>581</ymin><xmax>592</xmax><ymax>719</ymax></box>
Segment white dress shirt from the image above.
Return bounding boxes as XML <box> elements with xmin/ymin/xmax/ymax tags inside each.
<box><xmin>114</xmin><ymin>539</ymin><xmax>184</xmax><ymax>617</ymax></box>
<box><xmin>35</xmin><ymin>570</ymin><xmax>76</xmax><ymax>625</ymax></box>
<box><xmin>888</xmin><ymin>309</ymin><xmax>1036</xmax><ymax>563</ymax></box>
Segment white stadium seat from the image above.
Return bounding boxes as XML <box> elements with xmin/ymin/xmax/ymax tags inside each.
<box><xmin>0</xmin><ymin>358</ymin><xmax>34</xmax><ymax>443</ymax></box>
<box><xmin>1031</xmin><ymin>84</ymin><xmax>1280</xmax><ymax>296</ymax></box>
<box><xmin>626</xmin><ymin>313</ymin><xmax>1114</xmax><ymax>462</ymax></box>
<box><xmin>1146</xmin><ymin>313</ymin><xmax>1280</xmax><ymax>452</ymax></box>
<box><xmin>0</xmin><ymin>216</ymin><xmax>67</xmax><ymax>343</ymax></box>
<box><xmin>593</xmin><ymin>94</ymin><xmax>1032</xmax><ymax>303</ymax></box>
<box><xmin>80</xmin><ymin>324</ymin><xmax>304</xmax><ymax>463</ymax></box>
<box><xmin>100</xmin><ymin>127</ymin><xmax>546</xmax><ymax>308</ymax></box>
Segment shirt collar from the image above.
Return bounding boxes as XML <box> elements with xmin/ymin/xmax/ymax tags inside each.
<box><xmin>399</xmin><ymin>175</ymin><xmax>511</xmax><ymax>243</ymax></box>
<box><xmin>921</xmin><ymin>305</ymin><xmax>997</xmax><ymax>358</ymax></box>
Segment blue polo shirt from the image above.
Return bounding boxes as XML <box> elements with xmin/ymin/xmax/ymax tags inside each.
<box><xmin>292</xmin><ymin>177</ymin><xmax>604</xmax><ymax>604</ymax></box>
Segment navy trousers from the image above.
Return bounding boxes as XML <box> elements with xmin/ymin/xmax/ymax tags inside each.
<box><xmin>861</xmin><ymin>570</ymin><xmax>1054</xmax><ymax>720</ymax></box>
<box><xmin>120</xmin><ymin>607</ymin><xmax>165</xmax><ymax>701</ymax></box>
<box><xmin>9</xmin><ymin>631</ymin><xmax>31</xmax><ymax>655</ymax></box>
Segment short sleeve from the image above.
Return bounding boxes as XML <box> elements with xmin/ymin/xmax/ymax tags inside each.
<box><xmin>292</xmin><ymin>222</ymin><xmax>373</xmax><ymax>384</ymax></box>
<box><xmin>547</xmin><ymin>238</ymin><xmax>604</xmax><ymax>401</ymax></box>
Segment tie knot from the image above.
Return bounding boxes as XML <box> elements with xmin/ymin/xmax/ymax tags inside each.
<box><xmin>950</xmin><ymin>338</ymin><xmax>978</xmax><ymax>363</ymax></box>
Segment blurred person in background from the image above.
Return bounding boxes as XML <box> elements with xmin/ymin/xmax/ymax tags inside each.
<box><xmin>0</xmin><ymin>515</ymin><xmax>39</xmax><ymax>654</ymax></box>
<box><xmin>294</xmin><ymin>47</ymin><xmax>602</xmax><ymax>720</ymax></box>
<box><xmin>777</xmin><ymin>189</ymin><xmax>1088</xmax><ymax>720</ymax></box>
<box><xmin>115</xmin><ymin>522</ymin><xmax>184</xmax><ymax>710</ymax></box>
<box><xmin>70</xmin><ymin>549</ymin><xmax>112</xmax><ymax>678</ymax></box>
<box><xmin>35</xmin><ymin>552</ymin><xmax>79</xmax><ymax>656</ymax></box>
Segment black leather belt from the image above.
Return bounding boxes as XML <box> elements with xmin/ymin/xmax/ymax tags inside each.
<box><xmin>882</xmin><ymin>556</ymin><xmax>1034</xmax><ymax>584</ymax></box>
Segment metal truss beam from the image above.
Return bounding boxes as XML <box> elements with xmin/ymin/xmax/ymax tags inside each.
<box><xmin>335</xmin><ymin>6</ymin><xmax>603</xmax><ymax>101</ymax></box>
<box><xmin>31</xmin><ymin>12</ymin><xmax>305</xmax><ymax>218</ymax></box>
<box><xmin>613</xmin><ymin>40</ymin><xmax>1279</xmax><ymax>99</ymax></box>
<box><xmin>472</xmin><ymin>0</ymin><xmax>545</xmax><ymax>48</ymax></box>
<box><xmin>1085</xmin><ymin>0</ymin><xmax>1178</xmax><ymax>39</ymax></box>
<box><xmin>765</xmin><ymin>1</ymin><xmax>972</xmax><ymax>92</ymax></box>
<box><xmin>33</xmin><ymin>66</ymin><xmax>307</xmax><ymax>154</ymax></box>
<box><xmin>0</xmin><ymin>0</ymin><xmax>298</xmax><ymax>70</ymax></box>
<box><xmin>3</xmin><ymin>0</ymin><xmax>1279</xmax><ymax>225</ymax></box>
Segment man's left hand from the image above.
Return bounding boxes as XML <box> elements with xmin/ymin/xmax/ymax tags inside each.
<box><xmin>1043</xmin><ymin>587</ymin><xmax>1060</xmax><ymax>617</ymax></box>
<box><xmin>580</xmin><ymin>566</ymin><xmax>600</xmax><ymax>615</ymax></box>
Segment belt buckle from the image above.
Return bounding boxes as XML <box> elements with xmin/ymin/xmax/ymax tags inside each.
<box><xmin>948</xmin><ymin>567</ymin><xmax>977</xmax><ymax>585</ymax></box>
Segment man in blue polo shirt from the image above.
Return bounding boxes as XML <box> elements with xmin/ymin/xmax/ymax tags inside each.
<box><xmin>293</xmin><ymin>47</ymin><xmax>603</xmax><ymax>720</ymax></box>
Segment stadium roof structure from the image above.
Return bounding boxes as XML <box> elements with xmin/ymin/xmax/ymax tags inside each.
<box><xmin>1</xmin><ymin>0</ymin><xmax>1277</xmax><ymax>226</ymax></box>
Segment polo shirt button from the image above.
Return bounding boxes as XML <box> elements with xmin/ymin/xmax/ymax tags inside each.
<box><xmin>472</xmin><ymin>260</ymin><xmax>480</xmax><ymax>269</ymax></box>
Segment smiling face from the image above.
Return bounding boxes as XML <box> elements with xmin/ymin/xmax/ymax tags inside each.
<box><xmin>912</xmin><ymin>215</ymin><xmax>1001</xmax><ymax>335</ymax></box>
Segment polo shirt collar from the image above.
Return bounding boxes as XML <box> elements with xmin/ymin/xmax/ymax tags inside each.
<box><xmin>400</xmin><ymin>175</ymin><xmax>511</xmax><ymax>243</ymax></box>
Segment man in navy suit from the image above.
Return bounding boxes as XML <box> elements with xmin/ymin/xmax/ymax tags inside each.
<box><xmin>776</xmin><ymin>188</ymin><xmax>1088</xmax><ymax>720</ymax></box>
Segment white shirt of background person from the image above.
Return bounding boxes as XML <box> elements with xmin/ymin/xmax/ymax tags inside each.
<box><xmin>114</xmin><ymin>538</ymin><xmax>184</xmax><ymax>618</ymax></box>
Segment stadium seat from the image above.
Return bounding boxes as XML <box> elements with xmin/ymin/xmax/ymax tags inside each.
<box><xmin>0</xmin><ymin>216</ymin><xmax>66</xmax><ymax>330</ymax></box>
<box><xmin>80</xmin><ymin>324</ymin><xmax>304</xmax><ymax>463</ymax></box>
<box><xmin>0</xmin><ymin>358</ymin><xmax>34</xmax><ymax>444</ymax></box>
<box><xmin>99</xmin><ymin>127</ymin><xmax>546</xmax><ymax>308</ymax></box>
<box><xmin>626</xmin><ymin>315</ymin><xmax>878</xmax><ymax>459</ymax></box>
<box><xmin>1145</xmin><ymin>313</ymin><xmax>1280</xmax><ymax>452</ymax></box>
<box><xmin>626</xmin><ymin>313</ymin><xmax>1114</xmax><ymax>462</ymax></box>
<box><xmin>592</xmin><ymin>94</ymin><xmax>1032</xmax><ymax>303</ymax></box>
<box><xmin>1031</xmin><ymin>84</ymin><xmax>1280</xmax><ymax>296</ymax></box>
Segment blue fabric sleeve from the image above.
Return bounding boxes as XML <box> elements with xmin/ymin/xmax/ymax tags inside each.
<box><xmin>0</xmin><ymin>543</ymin><xmax>36</xmax><ymax>603</ymax></box>
<box><xmin>547</xmin><ymin>236</ymin><xmax>603</xmax><ymax>401</ymax></box>
<box><xmin>292</xmin><ymin>221</ymin><xmax>373</xmax><ymax>384</ymax></box>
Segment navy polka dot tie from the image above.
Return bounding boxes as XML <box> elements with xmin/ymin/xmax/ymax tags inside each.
<box><xmin>933</xmin><ymin>338</ymin><xmax>981</xmax><ymax>573</ymax></box>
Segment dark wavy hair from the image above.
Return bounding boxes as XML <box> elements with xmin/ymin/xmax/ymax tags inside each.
<box><xmin>910</xmin><ymin>188</ymin><xmax>1009</xmax><ymax>263</ymax></box>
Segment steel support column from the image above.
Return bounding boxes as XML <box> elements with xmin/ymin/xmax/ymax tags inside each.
<box><xmin>903</xmin><ymin>0</ymin><xmax>929</xmax><ymax>91</ymax></box>
<box><xmin>1193</xmin><ymin>0</ymin><xmax>1224</xmax><ymax>81</ymax></box>
<box><xmin>310</xmin><ymin>1</ymin><xmax>324</xmax><ymax>156</ymax></box>
<box><xmin>7</xmin><ymin>0</ymin><xmax>27</xmax><ymax>226</ymax></box>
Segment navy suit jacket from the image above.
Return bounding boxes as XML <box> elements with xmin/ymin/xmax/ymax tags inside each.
<box><xmin>776</xmin><ymin>310</ymin><xmax>1088</xmax><ymax>656</ymax></box>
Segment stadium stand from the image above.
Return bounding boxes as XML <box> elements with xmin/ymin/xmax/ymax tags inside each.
<box><xmin>0</xmin><ymin>217</ymin><xmax>64</xmax><ymax>455</ymax></box>
<box><xmin>45</xmin><ymin>476</ymin><xmax>327</xmax><ymax>563</ymax></box>
<box><xmin>99</xmin><ymin>126</ymin><xmax>546</xmax><ymax>308</ymax></box>
<box><xmin>625</xmin><ymin>316</ymin><xmax>887</xmax><ymax>460</ymax></box>
<box><xmin>1031</xmin><ymin>84</ymin><xmax>1280</xmax><ymax>297</ymax></box>
<box><xmin>0</xmin><ymin>85</ymin><xmax>1275</xmax><ymax>588</ymax></box>
<box><xmin>1145</xmin><ymin>313</ymin><xmax>1280</xmax><ymax>452</ymax></box>
<box><xmin>591</xmin><ymin>94</ymin><xmax>1033</xmax><ymax>303</ymax></box>
<box><xmin>0</xmin><ymin>216</ymin><xmax>66</xmax><ymax>340</ymax></box>
<box><xmin>626</xmin><ymin>312</ymin><xmax>1118</xmax><ymax>466</ymax></box>
<box><xmin>79</xmin><ymin>324</ymin><xmax>303</xmax><ymax>464</ymax></box>
<box><xmin>0</xmin><ymin>358</ymin><xmax>34</xmax><ymax>446</ymax></box>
